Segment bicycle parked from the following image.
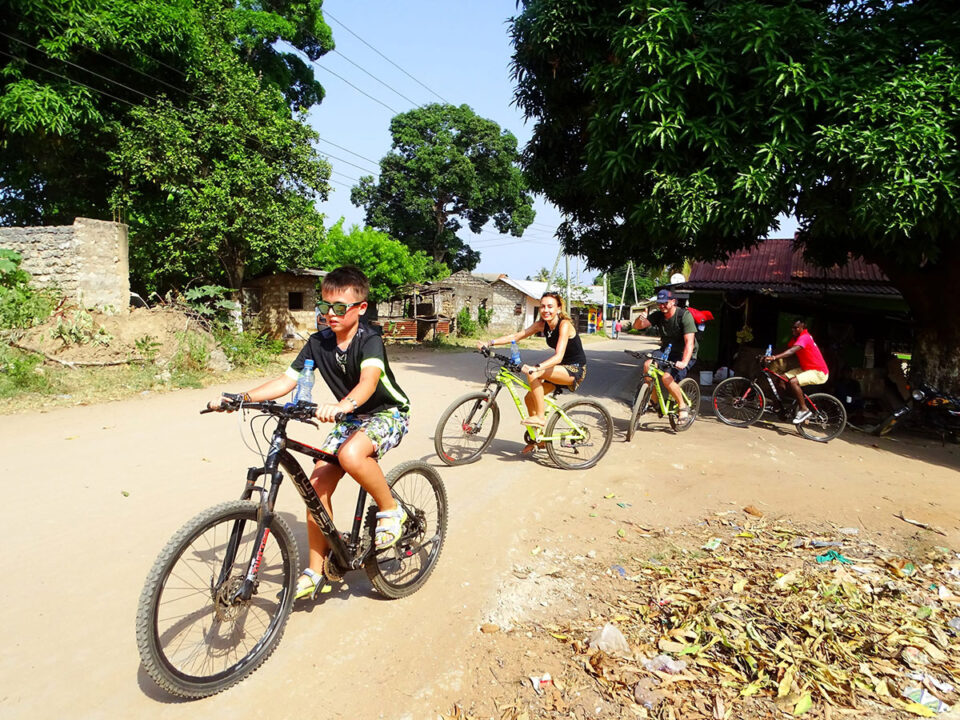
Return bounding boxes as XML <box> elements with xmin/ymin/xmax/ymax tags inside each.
<box><xmin>625</xmin><ymin>349</ymin><xmax>701</xmax><ymax>439</ymax></box>
<box><xmin>136</xmin><ymin>394</ymin><xmax>447</xmax><ymax>698</ymax></box>
<box><xmin>712</xmin><ymin>358</ymin><xmax>847</xmax><ymax>442</ymax></box>
<box><xmin>434</xmin><ymin>347</ymin><xmax>613</xmax><ymax>469</ymax></box>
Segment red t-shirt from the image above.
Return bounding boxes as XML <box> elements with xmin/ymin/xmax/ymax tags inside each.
<box><xmin>788</xmin><ymin>330</ymin><xmax>829</xmax><ymax>374</ymax></box>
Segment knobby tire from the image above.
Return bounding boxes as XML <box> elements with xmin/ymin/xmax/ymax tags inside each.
<box><xmin>712</xmin><ymin>376</ymin><xmax>765</xmax><ymax>427</ymax></box>
<box><xmin>545</xmin><ymin>399</ymin><xmax>614</xmax><ymax>470</ymax></box>
<box><xmin>364</xmin><ymin>461</ymin><xmax>447</xmax><ymax>599</ymax></box>
<box><xmin>136</xmin><ymin>500</ymin><xmax>298</xmax><ymax>698</ymax></box>
<box><xmin>433</xmin><ymin>392</ymin><xmax>499</xmax><ymax>466</ymax></box>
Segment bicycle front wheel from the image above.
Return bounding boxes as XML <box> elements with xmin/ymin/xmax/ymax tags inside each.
<box><xmin>627</xmin><ymin>383</ymin><xmax>652</xmax><ymax>442</ymax></box>
<box><xmin>136</xmin><ymin>500</ymin><xmax>298</xmax><ymax>698</ymax></box>
<box><xmin>365</xmin><ymin>461</ymin><xmax>447</xmax><ymax>599</ymax></box>
<box><xmin>672</xmin><ymin>377</ymin><xmax>701</xmax><ymax>432</ymax></box>
<box><xmin>798</xmin><ymin>393</ymin><xmax>847</xmax><ymax>442</ymax></box>
<box><xmin>712</xmin><ymin>377</ymin><xmax>765</xmax><ymax>427</ymax></box>
<box><xmin>434</xmin><ymin>392</ymin><xmax>499</xmax><ymax>465</ymax></box>
<box><xmin>545</xmin><ymin>399</ymin><xmax>614</xmax><ymax>470</ymax></box>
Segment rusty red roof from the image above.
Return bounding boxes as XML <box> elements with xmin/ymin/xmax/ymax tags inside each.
<box><xmin>682</xmin><ymin>239</ymin><xmax>898</xmax><ymax>296</ymax></box>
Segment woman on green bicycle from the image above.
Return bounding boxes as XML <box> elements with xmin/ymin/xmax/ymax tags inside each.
<box><xmin>478</xmin><ymin>292</ymin><xmax>587</xmax><ymax>448</ymax></box>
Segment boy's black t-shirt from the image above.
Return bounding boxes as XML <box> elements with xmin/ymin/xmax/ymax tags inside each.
<box><xmin>288</xmin><ymin>322</ymin><xmax>409</xmax><ymax>414</ymax></box>
<box><xmin>647</xmin><ymin>308</ymin><xmax>699</xmax><ymax>361</ymax></box>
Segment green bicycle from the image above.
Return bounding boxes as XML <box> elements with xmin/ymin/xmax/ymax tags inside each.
<box><xmin>625</xmin><ymin>350</ymin><xmax>701</xmax><ymax>439</ymax></box>
<box><xmin>434</xmin><ymin>347</ymin><xmax>614</xmax><ymax>470</ymax></box>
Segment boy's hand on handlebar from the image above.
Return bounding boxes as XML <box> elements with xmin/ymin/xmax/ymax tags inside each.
<box><xmin>206</xmin><ymin>394</ymin><xmax>238</xmax><ymax>412</ymax></box>
<box><xmin>674</xmin><ymin>359</ymin><xmax>688</xmax><ymax>370</ymax></box>
<box><xmin>762</xmin><ymin>355</ymin><xmax>774</xmax><ymax>364</ymax></box>
<box><xmin>314</xmin><ymin>403</ymin><xmax>344</xmax><ymax>423</ymax></box>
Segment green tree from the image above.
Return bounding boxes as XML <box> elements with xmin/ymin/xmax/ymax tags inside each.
<box><xmin>317</xmin><ymin>220</ymin><xmax>448</xmax><ymax>304</ymax></box>
<box><xmin>351</xmin><ymin>103</ymin><xmax>536</xmax><ymax>272</ymax></box>
<box><xmin>0</xmin><ymin>0</ymin><xmax>332</xmax><ymax>226</ymax></box>
<box><xmin>109</xmin><ymin>43</ymin><xmax>330</xmax><ymax>296</ymax></box>
<box><xmin>511</xmin><ymin>0</ymin><xmax>960</xmax><ymax>390</ymax></box>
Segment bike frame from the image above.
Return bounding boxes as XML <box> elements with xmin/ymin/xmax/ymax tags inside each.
<box><xmin>642</xmin><ymin>359</ymin><xmax>694</xmax><ymax>417</ymax></box>
<box><xmin>482</xmin><ymin>365</ymin><xmax>584</xmax><ymax>443</ymax></box>
<box><xmin>226</xmin><ymin>411</ymin><xmax>381</xmax><ymax>603</ymax></box>
<box><xmin>756</xmin><ymin>366</ymin><xmax>820</xmax><ymax>415</ymax></box>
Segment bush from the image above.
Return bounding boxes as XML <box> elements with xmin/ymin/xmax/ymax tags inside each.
<box><xmin>214</xmin><ymin>327</ymin><xmax>285</xmax><ymax>367</ymax></box>
<box><xmin>0</xmin><ymin>249</ymin><xmax>55</xmax><ymax>330</ymax></box>
<box><xmin>0</xmin><ymin>346</ymin><xmax>52</xmax><ymax>397</ymax></box>
<box><xmin>477</xmin><ymin>306</ymin><xmax>493</xmax><ymax>330</ymax></box>
<box><xmin>170</xmin><ymin>331</ymin><xmax>210</xmax><ymax>386</ymax></box>
<box><xmin>456</xmin><ymin>307</ymin><xmax>477</xmax><ymax>337</ymax></box>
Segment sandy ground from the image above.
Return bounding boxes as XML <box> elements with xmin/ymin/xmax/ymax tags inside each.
<box><xmin>1</xmin><ymin>335</ymin><xmax>958</xmax><ymax>719</ymax></box>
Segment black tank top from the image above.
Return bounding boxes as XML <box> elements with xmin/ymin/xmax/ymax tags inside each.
<box><xmin>542</xmin><ymin>319</ymin><xmax>587</xmax><ymax>365</ymax></box>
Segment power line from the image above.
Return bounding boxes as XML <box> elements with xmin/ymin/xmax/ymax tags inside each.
<box><xmin>332</xmin><ymin>49</ymin><xmax>421</xmax><ymax>108</ymax></box>
<box><xmin>0</xmin><ymin>49</ymin><xmax>136</xmax><ymax>108</ymax></box>
<box><xmin>284</xmin><ymin>41</ymin><xmax>400</xmax><ymax>114</ymax></box>
<box><xmin>315</xmin><ymin>136</ymin><xmax>381</xmax><ymax>167</ymax></box>
<box><xmin>323</xmin><ymin>10</ymin><xmax>450</xmax><ymax>105</ymax></box>
<box><xmin>318</xmin><ymin>150</ymin><xmax>379</xmax><ymax>175</ymax></box>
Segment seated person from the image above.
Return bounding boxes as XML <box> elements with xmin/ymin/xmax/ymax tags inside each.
<box><xmin>632</xmin><ymin>289</ymin><xmax>697</xmax><ymax>421</ymax></box>
<box><xmin>763</xmin><ymin>319</ymin><xmax>829</xmax><ymax>424</ymax></box>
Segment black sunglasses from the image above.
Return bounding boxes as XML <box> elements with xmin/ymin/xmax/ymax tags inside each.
<box><xmin>317</xmin><ymin>300</ymin><xmax>363</xmax><ymax>316</ymax></box>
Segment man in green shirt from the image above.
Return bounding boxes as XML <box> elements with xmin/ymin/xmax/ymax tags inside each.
<box><xmin>632</xmin><ymin>289</ymin><xmax>698</xmax><ymax>419</ymax></box>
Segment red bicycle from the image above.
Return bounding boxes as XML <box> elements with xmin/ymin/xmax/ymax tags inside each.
<box><xmin>711</xmin><ymin>359</ymin><xmax>847</xmax><ymax>442</ymax></box>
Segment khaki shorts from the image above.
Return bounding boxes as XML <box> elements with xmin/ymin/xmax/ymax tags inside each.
<box><xmin>784</xmin><ymin>368</ymin><xmax>829</xmax><ymax>386</ymax></box>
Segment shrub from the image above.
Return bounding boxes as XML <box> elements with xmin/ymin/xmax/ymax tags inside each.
<box><xmin>456</xmin><ymin>307</ymin><xmax>477</xmax><ymax>337</ymax></box>
<box><xmin>0</xmin><ymin>249</ymin><xmax>55</xmax><ymax>330</ymax></box>
<box><xmin>0</xmin><ymin>346</ymin><xmax>51</xmax><ymax>397</ymax></box>
<box><xmin>477</xmin><ymin>306</ymin><xmax>492</xmax><ymax>330</ymax></box>
<box><xmin>214</xmin><ymin>327</ymin><xmax>285</xmax><ymax>367</ymax></box>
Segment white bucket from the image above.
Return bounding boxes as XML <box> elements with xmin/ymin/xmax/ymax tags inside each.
<box><xmin>699</xmin><ymin>370</ymin><xmax>714</xmax><ymax>386</ymax></box>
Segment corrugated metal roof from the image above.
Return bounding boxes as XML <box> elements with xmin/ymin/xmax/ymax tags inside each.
<box><xmin>682</xmin><ymin>239</ymin><xmax>898</xmax><ymax>296</ymax></box>
<box><xmin>493</xmin><ymin>276</ymin><xmax>606</xmax><ymax>305</ymax></box>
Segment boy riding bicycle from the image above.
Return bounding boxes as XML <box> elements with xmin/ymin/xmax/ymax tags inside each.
<box><xmin>208</xmin><ymin>266</ymin><xmax>410</xmax><ymax>600</ymax></box>
<box><xmin>631</xmin><ymin>289</ymin><xmax>697</xmax><ymax>421</ymax></box>
<box><xmin>763</xmin><ymin>319</ymin><xmax>829</xmax><ymax>424</ymax></box>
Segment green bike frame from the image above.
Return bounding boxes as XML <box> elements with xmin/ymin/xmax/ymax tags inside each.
<box><xmin>488</xmin><ymin>366</ymin><xmax>584</xmax><ymax>443</ymax></box>
<box><xmin>645</xmin><ymin>363</ymin><xmax>694</xmax><ymax>417</ymax></box>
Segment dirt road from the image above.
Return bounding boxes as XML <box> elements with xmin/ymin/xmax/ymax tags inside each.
<box><xmin>1</xmin><ymin>336</ymin><xmax>958</xmax><ymax>719</ymax></box>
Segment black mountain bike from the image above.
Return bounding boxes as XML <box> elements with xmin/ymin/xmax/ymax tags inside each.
<box><xmin>136</xmin><ymin>394</ymin><xmax>447</xmax><ymax>698</ymax></box>
<box><xmin>712</xmin><ymin>360</ymin><xmax>847</xmax><ymax>442</ymax></box>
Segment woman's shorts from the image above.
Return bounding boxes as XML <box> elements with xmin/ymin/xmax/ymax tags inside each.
<box><xmin>319</xmin><ymin>407</ymin><xmax>410</xmax><ymax>460</ymax></box>
<box><xmin>560</xmin><ymin>363</ymin><xmax>587</xmax><ymax>391</ymax></box>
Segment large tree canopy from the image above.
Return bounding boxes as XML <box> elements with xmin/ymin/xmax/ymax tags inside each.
<box><xmin>351</xmin><ymin>103</ymin><xmax>536</xmax><ymax>272</ymax></box>
<box><xmin>511</xmin><ymin>0</ymin><xmax>960</xmax><ymax>389</ymax></box>
<box><xmin>0</xmin><ymin>0</ymin><xmax>333</xmax><ymax>226</ymax></box>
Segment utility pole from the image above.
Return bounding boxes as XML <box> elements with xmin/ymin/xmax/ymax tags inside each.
<box><xmin>565</xmin><ymin>254</ymin><xmax>571</xmax><ymax>313</ymax></box>
<box><xmin>544</xmin><ymin>247</ymin><xmax>563</xmax><ymax>292</ymax></box>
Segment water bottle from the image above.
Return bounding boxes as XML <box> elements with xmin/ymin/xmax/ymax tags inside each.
<box><xmin>293</xmin><ymin>359</ymin><xmax>315</xmax><ymax>404</ymax></box>
<box><xmin>765</xmin><ymin>344</ymin><xmax>773</xmax><ymax>358</ymax></box>
<box><xmin>661</xmin><ymin>343</ymin><xmax>672</xmax><ymax>360</ymax></box>
<box><xmin>510</xmin><ymin>340</ymin><xmax>521</xmax><ymax>365</ymax></box>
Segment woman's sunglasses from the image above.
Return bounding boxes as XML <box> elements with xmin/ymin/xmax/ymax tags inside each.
<box><xmin>317</xmin><ymin>300</ymin><xmax>363</xmax><ymax>316</ymax></box>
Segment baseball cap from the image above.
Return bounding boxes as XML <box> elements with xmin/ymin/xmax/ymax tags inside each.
<box><xmin>656</xmin><ymin>289</ymin><xmax>675</xmax><ymax>302</ymax></box>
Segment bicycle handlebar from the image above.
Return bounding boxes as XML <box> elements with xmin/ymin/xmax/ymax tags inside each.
<box><xmin>476</xmin><ymin>345</ymin><xmax>524</xmax><ymax>372</ymax></box>
<box><xmin>202</xmin><ymin>392</ymin><xmax>342</xmax><ymax>423</ymax></box>
<box><xmin>623</xmin><ymin>349</ymin><xmax>678</xmax><ymax>369</ymax></box>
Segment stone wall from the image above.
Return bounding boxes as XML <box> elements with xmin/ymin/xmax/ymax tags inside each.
<box><xmin>0</xmin><ymin>218</ymin><xmax>129</xmax><ymax>311</ymax></box>
<box><xmin>488</xmin><ymin>280</ymin><xmax>527</xmax><ymax>333</ymax></box>
<box><xmin>435</xmin><ymin>270</ymin><xmax>493</xmax><ymax>320</ymax></box>
<box><xmin>242</xmin><ymin>273</ymin><xmax>317</xmax><ymax>342</ymax></box>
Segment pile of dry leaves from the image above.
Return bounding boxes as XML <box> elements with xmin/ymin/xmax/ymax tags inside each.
<box><xmin>449</xmin><ymin>512</ymin><xmax>960</xmax><ymax>719</ymax></box>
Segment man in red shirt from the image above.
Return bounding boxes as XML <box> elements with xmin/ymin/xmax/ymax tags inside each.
<box><xmin>764</xmin><ymin>320</ymin><xmax>829</xmax><ymax>424</ymax></box>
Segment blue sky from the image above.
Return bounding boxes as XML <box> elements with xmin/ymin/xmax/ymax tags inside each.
<box><xmin>304</xmin><ymin>0</ymin><xmax>797</xmax><ymax>283</ymax></box>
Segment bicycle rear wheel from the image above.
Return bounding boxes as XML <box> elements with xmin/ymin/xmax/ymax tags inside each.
<box><xmin>712</xmin><ymin>377</ymin><xmax>765</xmax><ymax>427</ymax></box>
<box><xmin>545</xmin><ymin>399</ymin><xmax>614</xmax><ymax>470</ymax></box>
<box><xmin>627</xmin><ymin>383</ymin><xmax>652</xmax><ymax>441</ymax></box>
<box><xmin>798</xmin><ymin>393</ymin><xmax>847</xmax><ymax>442</ymax></box>
<box><xmin>671</xmin><ymin>378</ymin><xmax>701</xmax><ymax>432</ymax></box>
<box><xmin>136</xmin><ymin>500</ymin><xmax>298</xmax><ymax>698</ymax></box>
<box><xmin>434</xmin><ymin>392</ymin><xmax>499</xmax><ymax>465</ymax></box>
<box><xmin>365</xmin><ymin>461</ymin><xmax>447</xmax><ymax>599</ymax></box>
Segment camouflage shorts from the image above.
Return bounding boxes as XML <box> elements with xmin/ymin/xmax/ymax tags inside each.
<box><xmin>319</xmin><ymin>407</ymin><xmax>410</xmax><ymax>460</ymax></box>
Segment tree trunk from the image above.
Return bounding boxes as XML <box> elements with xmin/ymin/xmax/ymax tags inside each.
<box><xmin>876</xmin><ymin>244</ymin><xmax>960</xmax><ymax>395</ymax></box>
<box><xmin>222</xmin><ymin>257</ymin><xmax>245</xmax><ymax>333</ymax></box>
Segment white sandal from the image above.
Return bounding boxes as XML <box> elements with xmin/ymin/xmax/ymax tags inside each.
<box><xmin>375</xmin><ymin>507</ymin><xmax>407</xmax><ymax>550</ymax></box>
